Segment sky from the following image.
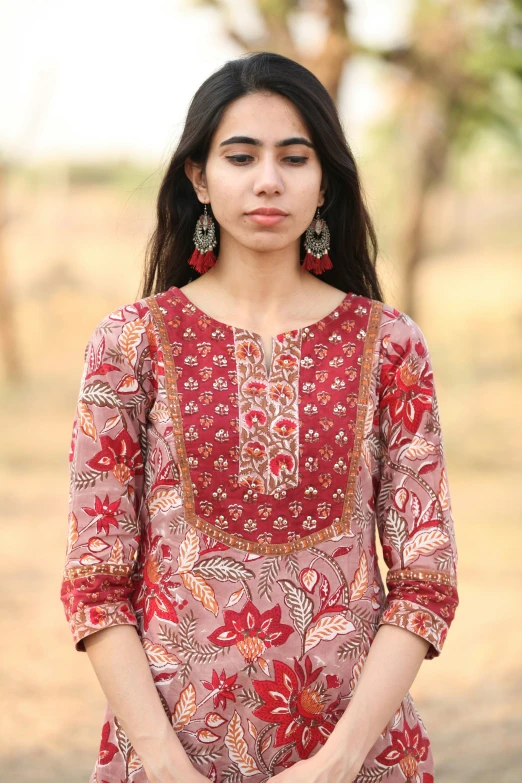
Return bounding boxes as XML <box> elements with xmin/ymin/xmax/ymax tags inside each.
<box><xmin>0</xmin><ymin>0</ymin><xmax>413</xmax><ymax>164</ymax></box>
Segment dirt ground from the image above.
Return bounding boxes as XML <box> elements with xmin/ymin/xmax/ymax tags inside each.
<box><xmin>1</xmin><ymin>179</ymin><xmax>521</xmax><ymax>782</ymax></box>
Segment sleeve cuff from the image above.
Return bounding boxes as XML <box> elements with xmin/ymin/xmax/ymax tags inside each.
<box><xmin>69</xmin><ymin>601</ymin><xmax>139</xmax><ymax>652</ymax></box>
<box><xmin>378</xmin><ymin>598</ymin><xmax>448</xmax><ymax>659</ymax></box>
<box><xmin>60</xmin><ymin>565</ymin><xmax>139</xmax><ymax>651</ymax></box>
<box><xmin>379</xmin><ymin>567</ymin><xmax>459</xmax><ymax>659</ymax></box>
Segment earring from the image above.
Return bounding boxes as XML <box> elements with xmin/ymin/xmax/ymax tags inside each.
<box><xmin>302</xmin><ymin>207</ymin><xmax>332</xmax><ymax>274</ymax></box>
<box><xmin>188</xmin><ymin>203</ymin><xmax>217</xmax><ymax>273</ymax></box>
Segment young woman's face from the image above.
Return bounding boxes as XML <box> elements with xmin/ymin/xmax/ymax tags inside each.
<box><xmin>190</xmin><ymin>91</ymin><xmax>326</xmax><ymax>255</ymax></box>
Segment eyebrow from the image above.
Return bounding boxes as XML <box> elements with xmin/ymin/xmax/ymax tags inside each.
<box><xmin>219</xmin><ymin>135</ymin><xmax>315</xmax><ymax>149</ymax></box>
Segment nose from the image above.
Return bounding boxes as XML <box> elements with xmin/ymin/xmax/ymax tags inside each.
<box><xmin>252</xmin><ymin>155</ymin><xmax>284</xmax><ymax>196</ymax></box>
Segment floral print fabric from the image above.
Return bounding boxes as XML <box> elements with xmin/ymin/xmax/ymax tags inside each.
<box><xmin>60</xmin><ymin>286</ymin><xmax>458</xmax><ymax>783</ymax></box>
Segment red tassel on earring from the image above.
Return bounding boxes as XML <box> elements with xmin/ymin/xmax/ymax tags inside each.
<box><xmin>188</xmin><ymin>247</ymin><xmax>217</xmax><ymax>273</ymax></box>
<box><xmin>302</xmin><ymin>251</ymin><xmax>333</xmax><ymax>274</ymax></box>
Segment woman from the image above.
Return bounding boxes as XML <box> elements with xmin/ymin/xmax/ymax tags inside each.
<box><xmin>60</xmin><ymin>51</ymin><xmax>459</xmax><ymax>783</ymax></box>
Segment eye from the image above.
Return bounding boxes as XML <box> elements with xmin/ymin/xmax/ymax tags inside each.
<box><xmin>225</xmin><ymin>155</ymin><xmax>308</xmax><ymax>166</ymax></box>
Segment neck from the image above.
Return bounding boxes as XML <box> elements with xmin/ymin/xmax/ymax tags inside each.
<box><xmin>195</xmin><ymin>237</ymin><xmax>320</xmax><ymax>327</ymax></box>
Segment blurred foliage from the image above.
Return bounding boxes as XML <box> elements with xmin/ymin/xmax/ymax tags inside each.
<box><xmin>4</xmin><ymin>157</ymin><xmax>163</xmax><ymax>198</ymax></box>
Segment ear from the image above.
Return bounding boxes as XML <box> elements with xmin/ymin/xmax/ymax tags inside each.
<box><xmin>184</xmin><ymin>158</ymin><xmax>209</xmax><ymax>203</ymax></box>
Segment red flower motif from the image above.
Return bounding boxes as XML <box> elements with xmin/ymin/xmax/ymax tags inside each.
<box><xmin>207</xmin><ymin>600</ymin><xmax>294</xmax><ymax>663</ymax></box>
<box><xmin>270</xmin><ymin>453</ymin><xmax>295</xmax><ymax>477</ymax></box>
<box><xmin>272</xmin><ymin>417</ymin><xmax>297</xmax><ymax>437</ymax></box>
<box><xmin>201</xmin><ymin>668</ymin><xmax>241</xmax><ymax>710</ymax></box>
<box><xmin>379</xmin><ymin>337</ymin><xmax>434</xmax><ymax>434</ymax></box>
<box><xmin>325</xmin><ymin>674</ymin><xmax>341</xmax><ymax>688</ymax></box>
<box><xmin>86</xmin><ymin>429</ymin><xmax>144</xmax><ymax>486</ymax></box>
<box><xmin>88</xmin><ymin>606</ymin><xmax>106</xmax><ymax>626</ymax></box>
<box><xmin>277</xmin><ymin>329</ymin><xmax>299</xmax><ymax>342</ymax></box>
<box><xmin>83</xmin><ymin>494</ymin><xmax>123</xmax><ymax>535</ymax></box>
<box><xmin>244</xmin><ymin>408</ymin><xmax>267</xmax><ymax>428</ymax></box>
<box><xmin>244</xmin><ymin>441</ymin><xmax>267</xmax><ymax>458</ymax></box>
<box><xmin>131</xmin><ymin>531</ymin><xmax>184</xmax><ymax>631</ymax></box>
<box><xmin>274</xmin><ymin>353</ymin><xmax>298</xmax><ymax>369</ymax></box>
<box><xmin>269</xmin><ymin>381</ymin><xmax>293</xmax><ymax>403</ymax></box>
<box><xmin>252</xmin><ymin>656</ymin><xmax>343</xmax><ymax>759</ymax></box>
<box><xmin>238</xmin><ymin>475</ymin><xmax>264</xmax><ymax>495</ymax></box>
<box><xmin>375</xmin><ymin>714</ymin><xmax>431</xmax><ymax>779</ymax></box>
<box><xmin>99</xmin><ymin>720</ymin><xmax>118</xmax><ymax>765</ymax></box>
<box><xmin>244</xmin><ymin>379</ymin><xmax>267</xmax><ymax>396</ymax></box>
<box><xmin>236</xmin><ymin>340</ymin><xmax>262</xmax><ymax>361</ymax></box>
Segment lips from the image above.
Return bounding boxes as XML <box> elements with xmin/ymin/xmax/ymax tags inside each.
<box><xmin>247</xmin><ymin>208</ymin><xmax>288</xmax><ymax>216</ymax></box>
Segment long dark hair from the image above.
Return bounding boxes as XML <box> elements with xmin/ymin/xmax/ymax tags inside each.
<box><xmin>141</xmin><ymin>51</ymin><xmax>384</xmax><ymax>302</ymax></box>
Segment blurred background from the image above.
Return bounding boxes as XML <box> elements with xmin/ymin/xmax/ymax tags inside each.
<box><xmin>1</xmin><ymin>0</ymin><xmax>521</xmax><ymax>781</ymax></box>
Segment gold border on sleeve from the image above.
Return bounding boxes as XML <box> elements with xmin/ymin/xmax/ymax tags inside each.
<box><xmin>387</xmin><ymin>566</ymin><xmax>458</xmax><ymax>588</ymax></box>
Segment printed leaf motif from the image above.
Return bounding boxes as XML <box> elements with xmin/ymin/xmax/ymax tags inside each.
<box><xmin>206</xmin><ymin>712</ymin><xmax>227</xmax><ymax>728</ymax></box>
<box><xmin>304</xmin><ymin>614</ymin><xmax>356</xmax><ymax>653</ymax></box>
<box><xmin>127</xmin><ymin>747</ymin><xmax>143</xmax><ymax>773</ymax></box>
<box><xmin>277</xmin><ymin>579</ymin><xmax>314</xmax><ymax>639</ymax></box>
<box><xmin>400</xmin><ymin>435</ymin><xmax>438</xmax><ymax>461</ymax></box>
<box><xmin>299</xmin><ymin>567</ymin><xmax>319</xmax><ymax>593</ymax></box>
<box><xmin>349</xmin><ymin>651</ymin><xmax>367</xmax><ymax>693</ymax></box>
<box><xmin>79</xmin><ymin>553</ymin><xmax>102</xmax><ymax>565</ymax></box>
<box><xmin>149</xmin><ymin>400</ymin><xmax>171</xmax><ymax>423</ymax></box>
<box><xmin>142</xmin><ymin>638</ymin><xmax>180</xmax><ymax>668</ymax></box>
<box><xmin>225</xmin><ymin>588</ymin><xmax>244</xmax><ymax>608</ymax></box>
<box><xmin>192</xmin><ymin>557</ymin><xmax>255</xmax><ymax>582</ymax></box>
<box><xmin>115</xmin><ymin>716</ymin><xmax>132</xmax><ymax>759</ymax></box>
<box><xmin>88</xmin><ymin>537</ymin><xmax>110</xmax><ymax>553</ymax></box>
<box><xmin>172</xmin><ymin>683</ymin><xmax>197</xmax><ymax>731</ymax></box>
<box><xmin>118</xmin><ymin>317</ymin><xmax>145</xmax><ymax>369</ymax></box>
<box><xmin>224</xmin><ymin>711</ymin><xmax>260</xmax><ymax>776</ymax></box>
<box><xmin>363</xmin><ymin>394</ymin><xmax>375</xmax><ymax>437</ymax></box>
<box><xmin>385</xmin><ymin>508</ymin><xmax>408</xmax><ymax>552</ymax></box>
<box><xmin>67</xmin><ymin>512</ymin><xmax>78</xmax><ymax>554</ymax></box>
<box><xmin>197</xmin><ymin>729</ymin><xmax>220</xmax><ymax>743</ymax></box>
<box><xmin>179</xmin><ymin>571</ymin><xmax>219</xmax><ymax>616</ymax></box>
<box><xmin>81</xmin><ymin>380</ymin><xmax>123</xmax><ymax>409</ymax></box>
<box><xmin>177</xmin><ymin>527</ymin><xmax>200</xmax><ymax>573</ymax></box>
<box><xmin>116</xmin><ymin>374</ymin><xmax>140</xmax><ymax>394</ymax></box>
<box><xmin>438</xmin><ymin>467</ymin><xmax>450</xmax><ymax>511</ymax></box>
<box><xmin>394</xmin><ymin>487</ymin><xmax>409</xmax><ymax>513</ymax></box>
<box><xmin>148</xmin><ymin>488</ymin><xmax>182</xmax><ymax>518</ymax></box>
<box><xmin>350</xmin><ymin>551</ymin><xmax>369</xmax><ymax>601</ymax></box>
<box><xmin>108</xmin><ymin>537</ymin><xmax>124</xmax><ymax>565</ymax></box>
<box><xmin>77</xmin><ymin>401</ymin><xmax>97</xmax><ymax>440</ymax></box>
<box><xmin>101</xmin><ymin>413</ymin><xmax>121</xmax><ymax>434</ymax></box>
<box><xmin>403</xmin><ymin>529</ymin><xmax>449</xmax><ymax>565</ymax></box>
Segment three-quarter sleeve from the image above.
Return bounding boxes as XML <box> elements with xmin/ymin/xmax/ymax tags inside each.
<box><xmin>60</xmin><ymin>303</ymin><xmax>155</xmax><ymax>651</ymax></box>
<box><xmin>373</xmin><ymin>312</ymin><xmax>459</xmax><ymax>659</ymax></box>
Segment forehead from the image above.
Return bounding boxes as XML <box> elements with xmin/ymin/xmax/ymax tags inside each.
<box><xmin>212</xmin><ymin>92</ymin><xmax>309</xmax><ymax>144</ymax></box>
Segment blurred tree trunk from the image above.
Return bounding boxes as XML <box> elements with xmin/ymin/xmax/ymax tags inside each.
<box><xmin>0</xmin><ymin>159</ymin><xmax>23</xmax><ymax>382</ymax></box>
<box><xmin>394</xmin><ymin>81</ymin><xmax>451</xmax><ymax>321</ymax></box>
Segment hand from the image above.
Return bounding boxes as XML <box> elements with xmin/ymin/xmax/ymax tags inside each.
<box><xmin>267</xmin><ymin>748</ymin><xmax>361</xmax><ymax>783</ymax></box>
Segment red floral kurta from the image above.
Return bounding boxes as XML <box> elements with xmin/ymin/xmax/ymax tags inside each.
<box><xmin>60</xmin><ymin>285</ymin><xmax>459</xmax><ymax>783</ymax></box>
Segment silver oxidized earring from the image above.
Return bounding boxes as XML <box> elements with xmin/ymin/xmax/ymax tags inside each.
<box><xmin>188</xmin><ymin>203</ymin><xmax>218</xmax><ymax>273</ymax></box>
<box><xmin>302</xmin><ymin>207</ymin><xmax>332</xmax><ymax>274</ymax></box>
